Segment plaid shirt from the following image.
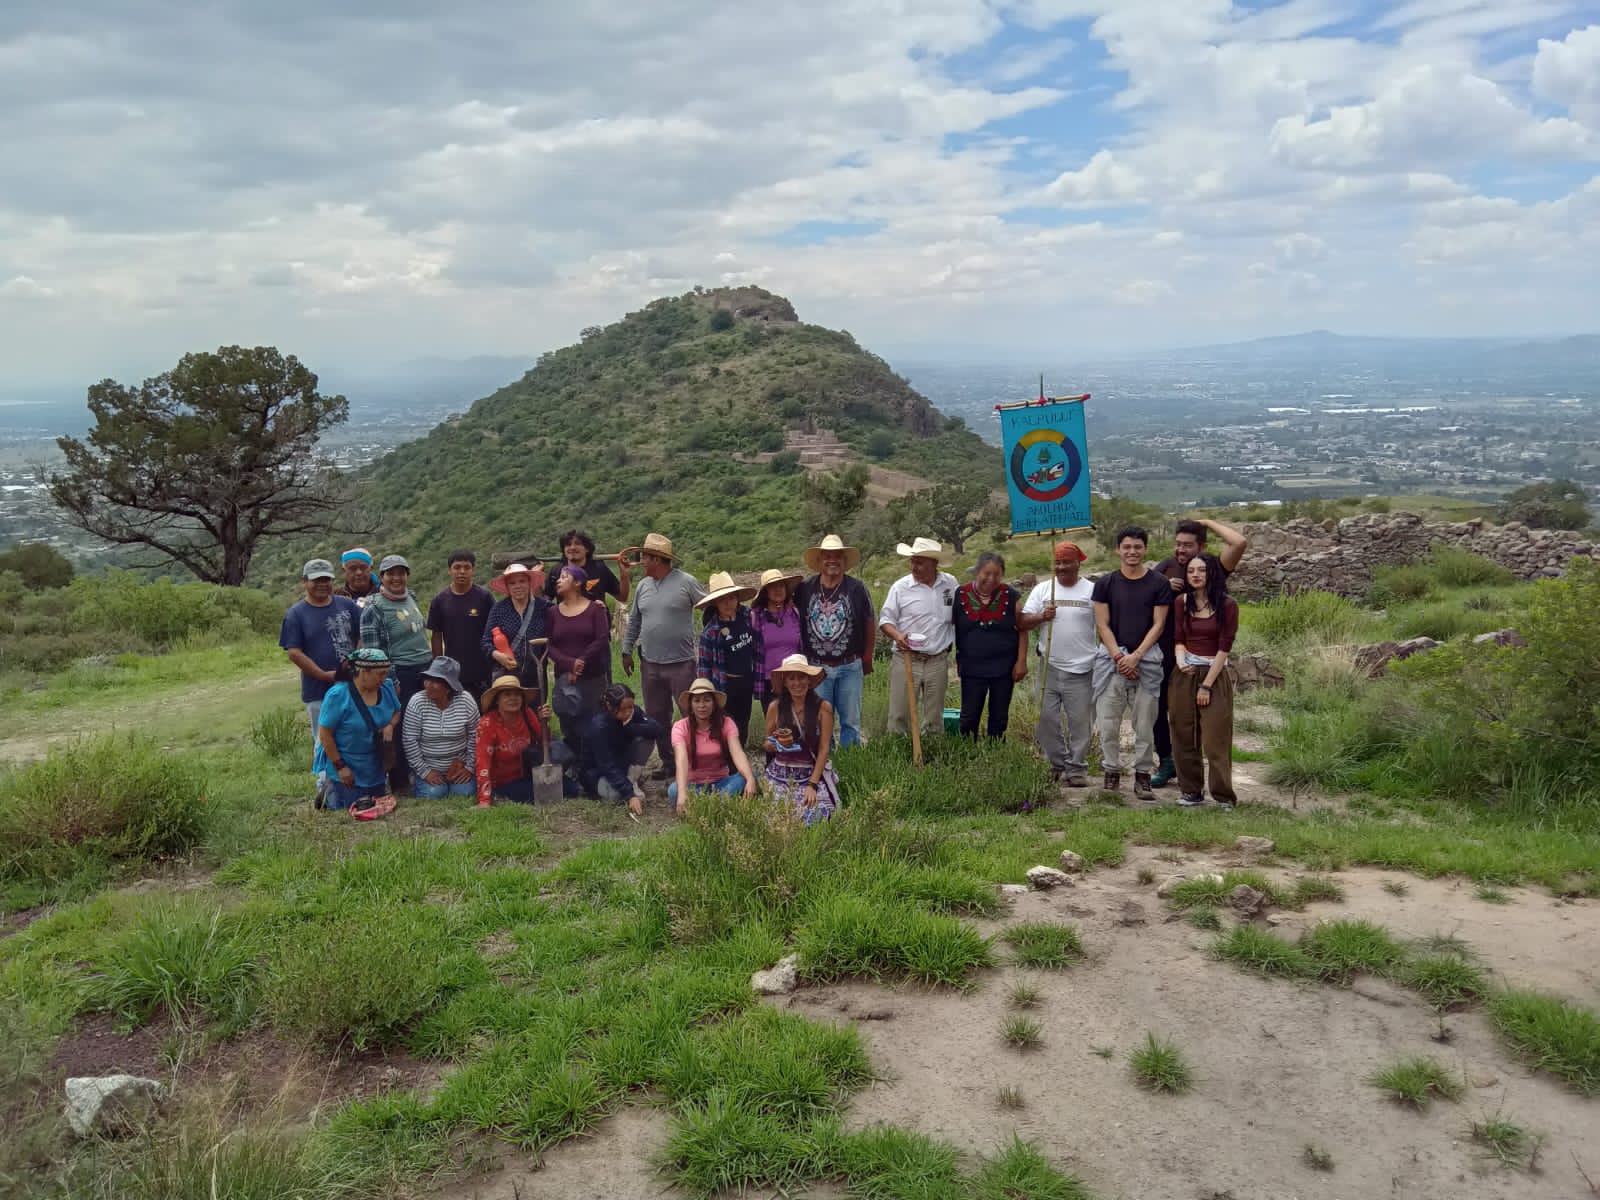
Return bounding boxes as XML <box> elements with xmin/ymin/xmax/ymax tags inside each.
<box><xmin>697</xmin><ymin>606</ymin><xmax>764</xmax><ymax>696</ymax></box>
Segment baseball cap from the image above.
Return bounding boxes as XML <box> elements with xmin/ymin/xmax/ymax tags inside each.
<box><xmin>378</xmin><ymin>554</ymin><xmax>410</xmax><ymax>573</ymax></box>
<box><xmin>302</xmin><ymin>558</ymin><xmax>336</xmax><ymax>580</ymax></box>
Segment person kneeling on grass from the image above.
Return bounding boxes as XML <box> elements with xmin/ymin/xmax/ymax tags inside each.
<box><xmin>1170</xmin><ymin>554</ymin><xmax>1240</xmax><ymax>810</ymax></box>
<box><xmin>402</xmin><ymin>656</ymin><xmax>479</xmax><ymax>800</ymax></box>
<box><xmin>475</xmin><ymin>673</ymin><xmax>553</xmax><ymax>806</ymax></box>
<box><xmin>577</xmin><ymin>683</ymin><xmax>662</xmax><ymax>817</ymax></box>
<box><xmin>670</xmin><ymin>678</ymin><xmax>757</xmax><ymax>816</ymax></box>
<box><xmin>314</xmin><ymin>647</ymin><xmax>401</xmax><ymax>812</ymax></box>
<box><xmin>763</xmin><ymin>654</ymin><xmax>840</xmax><ymax>826</ymax></box>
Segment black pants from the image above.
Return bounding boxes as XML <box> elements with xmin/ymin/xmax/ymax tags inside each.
<box><xmin>724</xmin><ymin>675</ymin><xmax>756</xmax><ymax>745</ymax></box>
<box><xmin>959</xmin><ymin>675</ymin><xmax>1015</xmax><ymax>739</ymax></box>
<box><xmin>390</xmin><ymin>663</ymin><xmax>427</xmax><ymax>793</ymax></box>
<box><xmin>1153</xmin><ymin>650</ymin><xmax>1177</xmax><ymax>761</ymax></box>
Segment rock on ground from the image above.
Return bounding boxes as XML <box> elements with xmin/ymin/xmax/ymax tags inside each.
<box><xmin>998</xmin><ymin>883</ymin><xmax>1030</xmax><ymax>897</ymax></box>
<box><xmin>65</xmin><ymin>1074</ymin><xmax>164</xmax><ymax>1138</ymax></box>
<box><xmin>1058</xmin><ymin>850</ymin><xmax>1086</xmax><ymax>873</ymax></box>
<box><xmin>1230</xmin><ymin>885</ymin><xmax>1268</xmax><ymax>917</ymax></box>
<box><xmin>1234</xmin><ymin>836</ymin><xmax>1276</xmax><ymax>855</ymax></box>
<box><xmin>1026</xmin><ymin>865</ymin><xmax>1074</xmax><ymax>890</ymax></box>
<box><xmin>1155</xmin><ymin>875</ymin><xmax>1188</xmax><ymax>898</ymax></box>
<box><xmin>1471</xmin><ymin>628</ymin><xmax>1527</xmax><ymax>647</ymax></box>
<box><xmin>751</xmin><ymin>954</ymin><xmax>800</xmax><ymax>996</ymax></box>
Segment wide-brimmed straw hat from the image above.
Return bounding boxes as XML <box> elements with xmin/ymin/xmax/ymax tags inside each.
<box><xmin>769</xmin><ymin>652</ymin><xmax>825</xmax><ymax>687</ymax></box>
<box><xmin>757</xmin><ymin>567</ymin><xmax>804</xmax><ymax>596</ymax></box>
<box><xmin>678</xmin><ymin>676</ymin><xmax>727</xmax><ymax>713</ymax></box>
<box><xmin>489</xmin><ymin>561</ymin><xmax>545</xmax><ymax>594</ymax></box>
<box><xmin>639</xmin><ymin>532</ymin><xmax>678</xmax><ymax>561</ymax></box>
<box><xmin>480</xmin><ymin>673</ymin><xmax>537</xmax><ymax>713</ymax></box>
<box><xmin>696</xmin><ymin>570</ymin><xmax>758</xmax><ymax>608</ymax></box>
<box><xmin>896</xmin><ymin>537</ymin><xmax>953</xmax><ymax>564</ymax></box>
<box><xmin>802</xmin><ymin>533</ymin><xmax>860</xmax><ymax>572</ymax></box>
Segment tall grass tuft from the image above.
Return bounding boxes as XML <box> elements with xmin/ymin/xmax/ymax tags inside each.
<box><xmin>251</xmin><ymin>705</ymin><xmax>309</xmax><ymax>764</ymax></box>
<box><xmin>1486</xmin><ymin>989</ymin><xmax>1600</xmax><ymax>1096</ymax></box>
<box><xmin>1243</xmin><ymin>590</ymin><xmax>1371</xmax><ymax>647</ymax></box>
<box><xmin>97</xmin><ymin>899</ymin><xmax>263</xmax><ymax>1031</ymax></box>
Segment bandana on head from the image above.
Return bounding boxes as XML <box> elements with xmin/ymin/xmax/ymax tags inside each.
<box><xmin>347</xmin><ymin>647</ymin><xmax>391</xmax><ymax>667</ymax></box>
<box><xmin>341</xmin><ymin>548</ymin><xmax>374</xmax><ymax>566</ymax></box>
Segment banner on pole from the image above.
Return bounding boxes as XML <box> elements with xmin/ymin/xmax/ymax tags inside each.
<box><xmin>998</xmin><ymin>396</ymin><xmax>1091</xmax><ymax>535</ymax></box>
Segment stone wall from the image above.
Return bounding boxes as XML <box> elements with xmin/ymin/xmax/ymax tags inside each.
<box><xmin>1228</xmin><ymin>512</ymin><xmax>1599</xmax><ymax>600</ymax></box>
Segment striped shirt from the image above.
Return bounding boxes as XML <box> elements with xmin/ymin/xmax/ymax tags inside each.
<box><xmin>401</xmin><ymin>691</ymin><xmax>480</xmax><ymax>774</ymax></box>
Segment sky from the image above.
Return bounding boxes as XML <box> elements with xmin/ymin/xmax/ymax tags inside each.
<box><xmin>1</xmin><ymin>0</ymin><xmax>1598</xmax><ymax>386</ymax></box>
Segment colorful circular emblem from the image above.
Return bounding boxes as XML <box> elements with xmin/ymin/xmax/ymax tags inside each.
<box><xmin>1009</xmin><ymin>428</ymin><xmax>1081</xmax><ymax>502</ymax></box>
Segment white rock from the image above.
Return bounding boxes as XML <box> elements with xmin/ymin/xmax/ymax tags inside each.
<box><xmin>1199</xmin><ymin>872</ymin><xmax>1226</xmax><ymax>885</ymax></box>
<box><xmin>1234</xmin><ymin>836</ymin><xmax>1276</xmax><ymax>855</ymax></box>
<box><xmin>1058</xmin><ymin>850</ymin><xmax>1086</xmax><ymax>873</ymax></box>
<box><xmin>1155</xmin><ymin>875</ymin><xmax>1188</xmax><ymax>898</ymax></box>
<box><xmin>65</xmin><ymin>1075</ymin><xmax>164</xmax><ymax>1138</ymax></box>
<box><xmin>751</xmin><ymin>954</ymin><xmax>800</xmax><ymax>996</ymax></box>
<box><xmin>1026</xmin><ymin>865</ymin><xmax>1073</xmax><ymax>890</ymax></box>
<box><xmin>998</xmin><ymin>883</ymin><xmax>1030</xmax><ymax>897</ymax></box>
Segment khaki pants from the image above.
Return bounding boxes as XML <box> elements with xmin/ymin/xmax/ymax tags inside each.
<box><xmin>1095</xmin><ymin>674</ymin><xmax>1159</xmax><ymax>774</ymax></box>
<box><xmin>1168</xmin><ymin>668</ymin><xmax>1235</xmax><ymax>803</ymax></box>
<box><xmin>887</xmin><ymin>649</ymin><xmax>950</xmax><ymax>737</ymax></box>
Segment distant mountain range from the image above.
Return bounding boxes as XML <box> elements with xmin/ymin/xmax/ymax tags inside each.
<box><xmin>1169</xmin><ymin>330</ymin><xmax>1600</xmax><ymax>370</ymax></box>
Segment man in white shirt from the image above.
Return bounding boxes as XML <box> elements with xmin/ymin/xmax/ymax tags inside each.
<box><xmin>878</xmin><ymin>537</ymin><xmax>959</xmax><ymax>737</ymax></box>
<box><xmin>1020</xmin><ymin>541</ymin><xmax>1098</xmax><ymax>787</ymax></box>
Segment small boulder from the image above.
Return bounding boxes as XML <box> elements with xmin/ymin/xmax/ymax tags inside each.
<box><xmin>65</xmin><ymin>1075</ymin><xmax>164</xmax><ymax>1138</ymax></box>
<box><xmin>1229</xmin><ymin>884</ymin><xmax>1268</xmax><ymax>917</ymax></box>
<box><xmin>751</xmin><ymin>954</ymin><xmax>800</xmax><ymax>996</ymax></box>
<box><xmin>1199</xmin><ymin>872</ymin><xmax>1226</xmax><ymax>886</ymax></box>
<box><xmin>1353</xmin><ymin>640</ymin><xmax>1401</xmax><ymax>678</ymax></box>
<box><xmin>1058</xmin><ymin>850</ymin><xmax>1086</xmax><ymax>873</ymax></box>
<box><xmin>1471</xmin><ymin>628</ymin><xmax>1527</xmax><ymax>648</ymax></box>
<box><xmin>1234</xmin><ymin>836</ymin><xmax>1276</xmax><ymax>855</ymax></box>
<box><xmin>1155</xmin><ymin>875</ymin><xmax>1188</xmax><ymax>898</ymax></box>
<box><xmin>998</xmin><ymin>883</ymin><xmax>1030</xmax><ymax>898</ymax></box>
<box><xmin>1116</xmin><ymin>900</ymin><xmax>1148</xmax><ymax>927</ymax></box>
<box><xmin>1394</xmin><ymin>635</ymin><xmax>1440</xmax><ymax>661</ymax></box>
<box><xmin>1026</xmin><ymin>865</ymin><xmax>1073</xmax><ymax>890</ymax></box>
<box><xmin>1229</xmin><ymin>652</ymin><xmax>1284</xmax><ymax>692</ymax></box>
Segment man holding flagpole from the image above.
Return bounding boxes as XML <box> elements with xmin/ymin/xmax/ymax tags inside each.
<box><xmin>1020</xmin><ymin>541</ymin><xmax>1098</xmax><ymax>786</ymax></box>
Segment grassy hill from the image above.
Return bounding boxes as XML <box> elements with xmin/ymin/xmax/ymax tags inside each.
<box><xmin>358</xmin><ymin>286</ymin><xmax>998</xmax><ymax>570</ymax></box>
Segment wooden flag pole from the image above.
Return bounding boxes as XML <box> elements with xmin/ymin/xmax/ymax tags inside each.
<box><xmin>904</xmin><ymin>648</ymin><xmax>923</xmax><ymax>768</ymax></box>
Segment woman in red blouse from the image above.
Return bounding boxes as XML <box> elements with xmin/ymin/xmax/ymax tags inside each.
<box><xmin>475</xmin><ymin>674</ymin><xmax>552</xmax><ymax>806</ymax></box>
<box><xmin>1170</xmin><ymin>554</ymin><xmax>1240</xmax><ymax>809</ymax></box>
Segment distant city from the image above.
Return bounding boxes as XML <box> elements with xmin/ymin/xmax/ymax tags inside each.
<box><xmin>2</xmin><ymin>333</ymin><xmax>1595</xmax><ymax>555</ymax></box>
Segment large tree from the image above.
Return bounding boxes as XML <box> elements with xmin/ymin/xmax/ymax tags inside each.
<box><xmin>889</xmin><ymin>481</ymin><xmax>1006</xmax><ymax>555</ymax></box>
<box><xmin>49</xmin><ymin>346</ymin><xmax>348</xmax><ymax>585</ymax></box>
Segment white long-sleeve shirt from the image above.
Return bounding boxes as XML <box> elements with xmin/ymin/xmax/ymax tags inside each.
<box><xmin>878</xmin><ymin>571</ymin><xmax>958</xmax><ymax>654</ymax></box>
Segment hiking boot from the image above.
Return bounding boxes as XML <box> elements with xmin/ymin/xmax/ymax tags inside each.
<box><xmin>1133</xmin><ymin>772</ymin><xmax>1155</xmax><ymax>800</ymax></box>
<box><xmin>1177</xmin><ymin>792</ymin><xmax>1206</xmax><ymax>807</ymax></box>
<box><xmin>1064</xmin><ymin>773</ymin><xmax>1089</xmax><ymax>788</ymax></box>
<box><xmin>1150</xmin><ymin>756</ymin><xmax>1177</xmax><ymax>788</ymax></box>
<box><xmin>1102</xmin><ymin>770</ymin><xmax>1122</xmax><ymax>792</ymax></box>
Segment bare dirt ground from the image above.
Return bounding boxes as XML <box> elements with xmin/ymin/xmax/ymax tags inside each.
<box><xmin>434</xmin><ymin>848</ymin><xmax>1598</xmax><ymax>1200</ymax></box>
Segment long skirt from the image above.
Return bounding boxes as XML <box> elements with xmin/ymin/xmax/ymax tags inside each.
<box><xmin>763</xmin><ymin>753</ymin><xmax>839</xmax><ymax>826</ymax></box>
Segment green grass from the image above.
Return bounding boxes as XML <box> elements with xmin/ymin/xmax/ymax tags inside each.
<box><xmin>1368</xmin><ymin>1057</ymin><xmax>1463</xmax><ymax>1109</ymax></box>
<box><xmin>996</xmin><ymin>1084</ymin><xmax>1024</xmax><ymax>1110</ymax></box>
<box><xmin>1297</xmin><ymin>919</ymin><xmax>1408</xmax><ymax>983</ymax></box>
<box><xmin>1003</xmin><ymin>1015</ymin><xmax>1043</xmax><ymax>1049</ymax></box>
<box><xmin>1007</xmin><ymin>981</ymin><xmax>1041</xmax><ymax>1009</ymax></box>
<box><xmin>1186</xmin><ymin>907</ymin><xmax>1222</xmax><ymax>931</ymax></box>
<box><xmin>1402</xmin><ymin>954</ymin><xmax>1489</xmax><ymax>1010</ymax></box>
<box><xmin>1212</xmin><ymin>925</ymin><xmax>1314</xmax><ymax>979</ymax></box>
<box><xmin>95</xmin><ymin>899</ymin><xmax>263</xmax><ymax>1032</ymax></box>
<box><xmin>1002</xmin><ymin>922</ymin><xmax>1085</xmax><ymax>969</ymax></box>
<box><xmin>796</xmin><ymin>894</ymin><xmax>993</xmax><ymax>987</ymax></box>
<box><xmin>1486</xmin><ymin>990</ymin><xmax>1600</xmax><ymax>1095</ymax></box>
<box><xmin>968</xmin><ymin>1137</ymin><xmax>1089</xmax><ymax>1200</ymax></box>
<box><xmin>1474</xmin><ymin>884</ymin><xmax>1510</xmax><ymax>904</ymax></box>
<box><xmin>1129</xmin><ymin>1033</ymin><xmax>1192</xmax><ymax>1094</ymax></box>
<box><xmin>1470</xmin><ymin>1115</ymin><xmax>1536</xmax><ymax>1167</ymax></box>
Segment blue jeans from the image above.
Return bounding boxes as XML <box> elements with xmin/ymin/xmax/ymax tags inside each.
<box><xmin>817</xmin><ymin>659</ymin><xmax>864</xmax><ymax>747</ymax></box>
<box><xmin>667</xmin><ymin>773</ymin><xmax>746</xmax><ymax>802</ymax></box>
<box><xmin>413</xmin><ymin>777</ymin><xmax>476</xmax><ymax>799</ymax></box>
<box><xmin>320</xmin><ymin>778</ymin><xmax>387</xmax><ymax>811</ymax></box>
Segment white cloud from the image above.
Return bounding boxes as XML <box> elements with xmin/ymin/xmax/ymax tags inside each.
<box><xmin>1533</xmin><ymin>25</ymin><xmax>1600</xmax><ymax>126</ymax></box>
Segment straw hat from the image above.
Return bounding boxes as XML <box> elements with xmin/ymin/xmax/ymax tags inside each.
<box><xmin>895</xmin><ymin>537</ymin><xmax>953</xmax><ymax>563</ymax></box>
<box><xmin>489</xmin><ymin>561</ymin><xmax>546</xmax><ymax>594</ymax></box>
<box><xmin>696</xmin><ymin>570</ymin><xmax>758</xmax><ymax>608</ymax></box>
<box><xmin>678</xmin><ymin>676</ymin><xmax>727</xmax><ymax>713</ymax></box>
<box><xmin>640</xmin><ymin>532</ymin><xmax>678</xmax><ymax>561</ymax></box>
<box><xmin>480</xmin><ymin>673</ymin><xmax>537</xmax><ymax>713</ymax></box>
<box><xmin>756</xmin><ymin>567</ymin><xmax>804</xmax><ymax>602</ymax></box>
<box><xmin>769</xmin><ymin>652</ymin><xmax>825</xmax><ymax>687</ymax></box>
<box><xmin>802</xmin><ymin>533</ymin><xmax>860</xmax><ymax>572</ymax></box>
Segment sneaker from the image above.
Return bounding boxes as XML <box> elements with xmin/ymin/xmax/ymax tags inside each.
<box><xmin>1177</xmin><ymin>792</ymin><xmax>1206</xmax><ymax>807</ymax></box>
<box><xmin>1065</xmin><ymin>773</ymin><xmax>1090</xmax><ymax>788</ymax></box>
<box><xmin>1133</xmin><ymin>772</ymin><xmax>1155</xmax><ymax>800</ymax></box>
<box><xmin>1150</xmin><ymin>756</ymin><xmax>1176</xmax><ymax>788</ymax></box>
<box><xmin>1214</xmin><ymin>799</ymin><xmax>1235</xmax><ymax>812</ymax></box>
<box><xmin>1102</xmin><ymin>770</ymin><xmax>1122</xmax><ymax>791</ymax></box>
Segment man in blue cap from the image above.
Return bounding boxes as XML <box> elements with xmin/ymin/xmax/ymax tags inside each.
<box><xmin>279</xmin><ymin>558</ymin><xmax>361</xmax><ymax>739</ymax></box>
<box><xmin>336</xmin><ymin>546</ymin><xmax>380</xmax><ymax>606</ymax></box>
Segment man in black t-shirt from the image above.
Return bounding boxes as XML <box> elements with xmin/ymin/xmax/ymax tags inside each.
<box><xmin>1091</xmin><ymin>526</ymin><xmax>1172</xmax><ymax>799</ymax></box>
<box><xmin>542</xmin><ymin>529</ymin><xmax>629</xmax><ymax>608</ymax></box>
<box><xmin>427</xmin><ymin>549</ymin><xmax>494</xmax><ymax>697</ymax></box>
<box><xmin>1149</xmin><ymin>517</ymin><xmax>1248</xmax><ymax>787</ymax></box>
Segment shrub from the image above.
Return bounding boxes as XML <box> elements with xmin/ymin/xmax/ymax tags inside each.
<box><xmin>1129</xmin><ymin>1033</ymin><xmax>1192</xmax><ymax>1093</ymax></box>
<box><xmin>1368</xmin><ymin>1057</ymin><xmax>1462</xmax><ymax>1108</ymax></box>
<box><xmin>1244</xmin><ymin>590</ymin><xmax>1370</xmax><ymax>646</ymax></box>
<box><xmin>97</xmin><ymin>900</ymin><xmax>263</xmax><ymax>1031</ymax></box>
<box><xmin>796</xmin><ymin>892</ymin><xmax>992</xmax><ymax>986</ymax></box>
<box><xmin>252</xmin><ymin>705</ymin><xmax>309</xmax><ymax>763</ymax></box>
<box><xmin>0</xmin><ymin>542</ymin><xmax>74</xmax><ymax>590</ymax></box>
<box><xmin>1388</xmin><ymin>601</ymin><xmax>1504</xmax><ymax>642</ymax></box>
<box><xmin>1428</xmin><ymin>544</ymin><xmax>1513</xmax><ymax>589</ymax></box>
<box><xmin>864</xmin><ymin>430</ymin><xmax>896</xmax><ymax>460</ymax></box>
<box><xmin>1498</xmin><ymin>479</ymin><xmax>1589</xmax><ymax>530</ymax></box>
<box><xmin>709</xmin><ymin>308</ymin><xmax>735</xmax><ymax>332</ymax></box>
<box><xmin>0</xmin><ymin>737</ymin><xmax>208</xmax><ymax>889</ymax></box>
<box><xmin>769</xmin><ymin>450</ymin><xmax>803</xmax><ymax>475</ymax></box>
<box><xmin>1370</xmin><ymin>564</ymin><xmax>1436</xmax><ymax>605</ymax></box>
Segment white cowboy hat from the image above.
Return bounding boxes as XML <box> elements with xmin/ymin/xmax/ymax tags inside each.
<box><xmin>802</xmin><ymin>533</ymin><xmax>860</xmax><ymax>572</ymax></box>
<box><xmin>769</xmin><ymin>652</ymin><xmax>826</xmax><ymax>686</ymax></box>
<box><xmin>677</xmin><ymin>676</ymin><xmax>727</xmax><ymax>712</ymax></box>
<box><xmin>696</xmin><ymin>570</ymin><xmax>759</xmax><ymax>608</ymax></box>
<box><xmin>896</xmin><ymin>537</ymin><xmax>953</xmax><ymax>563</ymax></box>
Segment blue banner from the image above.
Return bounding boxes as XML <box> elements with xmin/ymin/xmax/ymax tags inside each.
<box><xmin>999</xmin><ymin>399</ymin><xmax>1091</xmax><ymax>535</ymax></box>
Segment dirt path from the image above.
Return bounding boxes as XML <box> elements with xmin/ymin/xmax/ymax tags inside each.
<box><xmin>0</xmin><ymin>666</ymin><xmax>292</xmax><ymax>764</ymax></box>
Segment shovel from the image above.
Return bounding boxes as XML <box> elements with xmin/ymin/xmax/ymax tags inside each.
<box><xmin>903</xmin><ymin>641</ymin><xmax>923</xmax><ymax>767</ymax></box>
<box><xmin>528</xmin><ymin>639</ymin><xmax>565</xmax><ymax>805</ymax></box>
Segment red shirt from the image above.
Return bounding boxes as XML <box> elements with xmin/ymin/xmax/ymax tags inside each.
<box><xmin>1172</xmin><ymin>596</ymin><xmax>1239</xmax><ymax>658</ymax></box>
<box><xmin>475</xmin><ymin>708</ymin><xmax>544</xmax><ymax>802</ymax></box>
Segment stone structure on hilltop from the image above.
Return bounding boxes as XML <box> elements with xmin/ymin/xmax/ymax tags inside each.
<box><xmin>1228</xmin><ymin>512</ymin><xmax>1599</xmax><ymax>600</ymax></box>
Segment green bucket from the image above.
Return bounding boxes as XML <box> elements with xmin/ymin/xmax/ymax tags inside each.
<box><xmin>942</xmin><ymin>707</ymin><xmax>961</xmax><ymax>735</ymax></box>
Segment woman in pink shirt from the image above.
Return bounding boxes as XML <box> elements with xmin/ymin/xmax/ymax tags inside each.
<box><xmin>669</xmin><ymin>677</ymin><xmax>756</xmax><ymax>816</ymax></box>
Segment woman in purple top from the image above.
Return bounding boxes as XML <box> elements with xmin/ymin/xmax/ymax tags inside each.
<box><xmin>546</xmin><ymin>565</ymin><xmax>612</xmax><ymax>751</ymax></box>
<box><xmin>752</xmin><ymin>568</ymin><xmax>804</xmax><ymax>707</ymax></box>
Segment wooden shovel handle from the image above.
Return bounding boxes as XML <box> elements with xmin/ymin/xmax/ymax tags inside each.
<box><xmin>903</xmin><ymin>648</ymin><xmax>922</xmax><ymax>767</ymax></box>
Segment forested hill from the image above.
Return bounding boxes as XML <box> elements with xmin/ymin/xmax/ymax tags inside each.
<box><xmin>357</xmin><ymin>287</ymin><xmax>998</xmax><ymax>570</ymax></box>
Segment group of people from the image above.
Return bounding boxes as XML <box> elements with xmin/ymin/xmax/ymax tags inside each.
<box><xmin>278</xmin><ymin>516</ymin><xmax>1247</xmax><ymax>820</ymax></box>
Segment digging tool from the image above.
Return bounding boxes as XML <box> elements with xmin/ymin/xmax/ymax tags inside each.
<box><xmin>903</xmin><ymin>642</ymin><xmax>923</xmax><ymax>767</ymax></box>
<box><xmin>528</xmin><ymin>638</ymin><xmax>565</xmax><ymax>805</ymax></box>
<box><xmin>1036</xmin><ymin>573</ymin><xmax>1056</xmax><ymax>707</ymax></box>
